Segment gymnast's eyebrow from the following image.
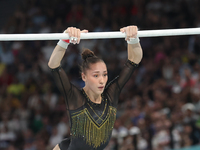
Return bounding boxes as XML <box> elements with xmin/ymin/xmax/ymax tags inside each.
<box><xmin>92</xmin><ymin>71</ymin><xmax>107</xmax><ymax>73</ymax></box>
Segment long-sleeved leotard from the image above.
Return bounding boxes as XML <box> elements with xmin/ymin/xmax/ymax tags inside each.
<box><xmin>51</xmin><ymin>60</ymin><xmax>138</xmax><ymax>150</ymax></box>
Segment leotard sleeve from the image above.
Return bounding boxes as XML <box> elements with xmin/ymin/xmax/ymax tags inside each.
<box><xmin>105</xmin><ymin>60</ymin><xmax>138</xmax><ymax>107</ymax></box>
<box><xmin>51</xmin><ymin>66</ymin><xmax>83</xmax><ymax>110</ymax></box>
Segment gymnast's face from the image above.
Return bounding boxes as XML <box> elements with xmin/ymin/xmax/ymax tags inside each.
<box><xmin>82</xmin><ymin>62</ymin><xmax>108</xmax><ymax>95</ymax></box>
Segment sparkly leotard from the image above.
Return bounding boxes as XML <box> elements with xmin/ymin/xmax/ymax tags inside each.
<box><xmin>51</xmin><ymin>60</ymin><xmax>137</xmax><ymax>150</ymax></box>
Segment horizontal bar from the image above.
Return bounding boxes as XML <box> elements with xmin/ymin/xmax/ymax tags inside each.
<box><xmin>0</xmin><ymin>28</ymin><xmax>200</xmax><ymax>41</ymax></box>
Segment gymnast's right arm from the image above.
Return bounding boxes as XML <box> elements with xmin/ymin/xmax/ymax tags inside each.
<box><xmin>48</xmin><ymin>27</ymin><xmax>81</xmax><ymax>69</ymax></box>
<box><xmin>48</xmin><ymin>27</ymin><xmax>88</xmax><ymax>110</ymax></box>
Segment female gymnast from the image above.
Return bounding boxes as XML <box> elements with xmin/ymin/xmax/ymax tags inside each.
<box><xmin>48</xmin><ymin>25</ymin><xmax>143</xmax><ymax>150</ymax></box>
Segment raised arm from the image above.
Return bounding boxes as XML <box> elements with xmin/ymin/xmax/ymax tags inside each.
<box><xmin>48</xmin><ymin>27</ymin><xmax>88</xmax><ymax>68</ymax></box>
<box><xmin>115</xmin><ymin>25</ymin><xmax>143</xmax><ymax>90</ymax></box>
<box><xmin>48</xmin><ymin>27</ymin><xmax>88</xmax><ymax>110</ymax></box>
<box><xmin>105</xmin><ymin>26</ymin><xmax>143</xmax><ymax>106</ymax></box>
<box><xmin>48</xmin><ymin>45</ymin><xmax>66</xmax><ymax>69</ymax></box>
<box><xmin>120</xmin><ymin>26</ymin><xmax>143</xmax><ymax>64</ymax></box>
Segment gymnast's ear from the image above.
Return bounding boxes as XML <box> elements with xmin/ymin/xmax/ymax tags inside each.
<box><xmin>81</xmin><ymin>72</ymin><xmax>86</xmax><ymax>82</ymax></box>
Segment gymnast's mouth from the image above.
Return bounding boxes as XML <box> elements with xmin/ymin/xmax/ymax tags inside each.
<box><xmin>98</xmin><ymin>86</ymin><xmax>104</xmax><ymax>89</ymax></box>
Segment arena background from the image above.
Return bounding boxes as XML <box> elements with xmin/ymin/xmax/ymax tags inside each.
<box><xmin>1</xmin><ymin>0</ymin><xmax>200</xmax><ymax>150</ymax></box>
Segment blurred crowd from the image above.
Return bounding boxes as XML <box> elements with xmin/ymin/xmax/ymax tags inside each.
<box><xmin>1</xmin><ymin>0</ymin><xmax>200</xmax><ymax>150</ymax></box>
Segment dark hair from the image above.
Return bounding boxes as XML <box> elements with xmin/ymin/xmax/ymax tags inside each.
<box><xmin>80</xmin><ymin>49</ymin><xmax>104</xmax><ymax>74</ymax></box>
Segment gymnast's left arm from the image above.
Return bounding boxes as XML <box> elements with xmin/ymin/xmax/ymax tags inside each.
<box><xmin>105</xmin><ymin>26</ymin><xmax>143</xmax><ymax>106</ymax></box>
<box><xmin>120</xmin><ymin>25</ymin><xmax>143</xmax><ymax>64</ymax></box>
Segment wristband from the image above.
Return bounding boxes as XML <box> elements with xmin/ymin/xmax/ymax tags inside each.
<box><xmin>57</xmin><ymin>39</ymin><xmax>69</xmax><ymax>49</ymax></box>
<box><xmin>127</xmin><ymin>37</ymin><xmax>140</xmax><ymax>45</ymax></box>
<box><xmin>57</xmin><ymin>30</ymin><xmax>70</xmax><ymax>49</ymax></box>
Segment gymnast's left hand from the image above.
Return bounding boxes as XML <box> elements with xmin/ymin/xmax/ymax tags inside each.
<box><xmin>120</xmin><ymin>25</ymin><xmax>138</xmax><ymax>41</ymax></box>
<box><xmin>120</xmin><ymin>25</ymin><xmax>142</xmax><ymax>64</ymax></box>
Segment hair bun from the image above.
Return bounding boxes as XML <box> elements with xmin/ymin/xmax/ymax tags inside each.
<box><xmin>81</xmin><ymin>49</ymin><xmax>95</xmax><ymax>61</ymax></box>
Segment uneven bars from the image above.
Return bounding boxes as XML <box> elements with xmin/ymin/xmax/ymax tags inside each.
<box><xmin>0</xmin><ymin>28</ymin><xmax>200</xmax><ymax>41</ymax></box>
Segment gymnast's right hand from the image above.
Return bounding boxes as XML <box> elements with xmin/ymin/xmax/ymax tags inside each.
<box><xmin>65</xmin><ymin>27</ymin><xmax>88</xmax><ymax>44</ymax></box>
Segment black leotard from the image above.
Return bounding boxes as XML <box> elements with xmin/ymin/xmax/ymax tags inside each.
<box><xmin>51</xmin><ymin>60</ymin><xmax>138</xmax><ymax>150</ymax></box>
